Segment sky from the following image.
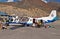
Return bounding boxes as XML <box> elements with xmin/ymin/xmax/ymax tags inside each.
<box><xmin>0</xmin><ymin>0</ymin><xmax>22</xmax><ymax>2</ymax></box>
<box><xmin>43</xmin><ymin>0</ymin><xmax>60</xmax><ymax>3</ymax></box>
<box><xmin>0</xmin><ymin>0</ymin><xmax>60</xmax><ymax>2</ymax></box>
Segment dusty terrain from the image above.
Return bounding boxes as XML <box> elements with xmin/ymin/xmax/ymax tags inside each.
<box><xmin>0</xmin><ymin>20</ymin><xmax>60</xmax><ymax>39</ymax></box>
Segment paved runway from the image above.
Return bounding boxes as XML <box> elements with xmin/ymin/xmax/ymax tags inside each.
<box><xmin>0</xmin><ymin>20</ymin><xmax>60</xmax><ymax>39</ymax></box>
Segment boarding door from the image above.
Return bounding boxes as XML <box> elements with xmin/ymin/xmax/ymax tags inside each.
<box><xmin>33</xmin><ymin>18</ymin><xmax>36</xmax><ymax>23</ymax></box>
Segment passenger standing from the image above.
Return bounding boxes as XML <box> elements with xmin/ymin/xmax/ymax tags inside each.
<box><xmin>37</xmin><ymin>19</ymin><xmax>44</xmax><ymax>28</ymax></box>
<box><xmin>32</xmin><ymin>18</ymin><xmax>36</xmax><ymax>27</ymax></box>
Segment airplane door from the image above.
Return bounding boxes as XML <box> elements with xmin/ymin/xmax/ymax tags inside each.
<box><xmin>33</xmin><ymin>18</ymin><xmax>35</xmax><ymax>23</ymax></box>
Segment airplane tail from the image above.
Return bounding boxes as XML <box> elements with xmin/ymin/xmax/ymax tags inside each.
<box><xmin>49</xmin><ymin>10</ymin><xmax>57</xmax><ymax>18</ymax></box>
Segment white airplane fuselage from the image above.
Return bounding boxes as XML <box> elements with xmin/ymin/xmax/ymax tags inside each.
<box><xmin>7</xmin><ymin>10</ymin><xmax>57</xmax><ymax>26</ymax></box>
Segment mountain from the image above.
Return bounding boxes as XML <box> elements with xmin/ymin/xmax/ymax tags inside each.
<box><xmin>47</xmin><ymin>2</ymin><xmax>60</xmax><ymax>17</ymax></box>
<box><xmin>48</xmin><ymin>2</ymin><xmax>60</xmax><ymax>10</ymax></box>
<box><xmin>0</xmin><ymin>0</ymin><xmax>60</xmax><ymax>17</ymax></box>
<box><xmin>0</xmin><ymin>0</ymin><xmax>53</xmax><ymax>11</ymax></box>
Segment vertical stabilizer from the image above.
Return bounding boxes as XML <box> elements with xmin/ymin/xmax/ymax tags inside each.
<box><xmin>49</xmin><ymin>10</ymin><xmax>56</xmax><ymax>18</ymax></box>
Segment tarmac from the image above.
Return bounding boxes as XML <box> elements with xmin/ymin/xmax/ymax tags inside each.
<box><xmin>0</xmin><ymin>20</ymin><xmax>60</xmax><ymax>39</ymax></box>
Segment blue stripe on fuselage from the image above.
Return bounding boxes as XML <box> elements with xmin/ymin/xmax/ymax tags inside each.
<box><xmin>45</xmin><ymin>17</ymin><xmax>58</xmax><ymax>23</ymax></box>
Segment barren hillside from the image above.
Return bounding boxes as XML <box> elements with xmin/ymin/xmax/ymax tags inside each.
<box><xmin>0</xmin><ymin>0</ymin><xmax>53</xmax><ymax>11</ymax></box>
<box><xmin>0</xmin><ymin>0</ymin><xmax>60</xmax><ymax>17</ymax></box>
<box><xmin>48</xmin><ymin>2</ymin><xmax>60</xmax><ymax>10</ymax></box>
<box><xmin>0</xmin><ymin>4</ymin><xmax>49</xmax><ymax>17</ymax></box>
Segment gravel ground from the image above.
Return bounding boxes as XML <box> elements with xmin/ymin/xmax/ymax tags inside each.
<box><xmin>0</xmin><ymin>20</ymin><xmax>60</xmax><ymax>39</ymax></box>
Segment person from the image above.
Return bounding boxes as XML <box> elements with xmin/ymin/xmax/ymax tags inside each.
<box><xmin>40</xmin><ymin>20</ymin><xmax>44</xmax><ymax>27</ymax></box>
<box><xmin>37</xmin><ymin>19</ymin><xmax>44</xmax><ymax>28</ymax></box>
<box><xmin>2</xmin><ymin>19</ymin><xmax>7</xmax><ymax>29</ymax></box>
<box><xmin>32</xmin><ymin>18</ymin><xmax>36</xmax><ymax>27</ymax></box>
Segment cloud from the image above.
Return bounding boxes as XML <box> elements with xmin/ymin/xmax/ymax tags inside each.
<box><xmin>42</xmin><ymin>0</ymin><xmax>48</xmax><ymax>3</ymax></box>
<box><xmin>7</xmin><ymin>0</ymin><xmax>22</xmax><ymax>2</ymax></box>
<box><xmin>7</xmin><ymin>0</ymin><xmax>14</xmax><ymax>2</ymax></box>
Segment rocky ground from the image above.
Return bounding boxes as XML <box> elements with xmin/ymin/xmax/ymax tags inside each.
<box><xmin>0</xmin><ymin>20</ymin><xmax>60</xmax><ymax>39</ymax></box>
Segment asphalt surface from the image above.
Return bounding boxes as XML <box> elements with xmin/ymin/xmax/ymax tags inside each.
<box><xmin>0</xmin><ymin>20</ymin><xmax>60</xmax><ymax>39</ymax></box>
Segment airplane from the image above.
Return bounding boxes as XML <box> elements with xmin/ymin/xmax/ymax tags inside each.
<box><xmin>26</xmin><ymin>10</ymin><xmax>58</xmax><ymax>26</ymax></box>
<box><xmin>35</xmin><ymin>10</ymin><xmax>57</xmax><ymax>23</ymax></box>
<box><xmin>6</xmin><ymin>16</ymin><xmax>33</xmax><ymax>26</ymax></box>
<box><xmin>6</xmin><ymin>10</ymin><xmax>58</xmax><ymax>26</ymax></box>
